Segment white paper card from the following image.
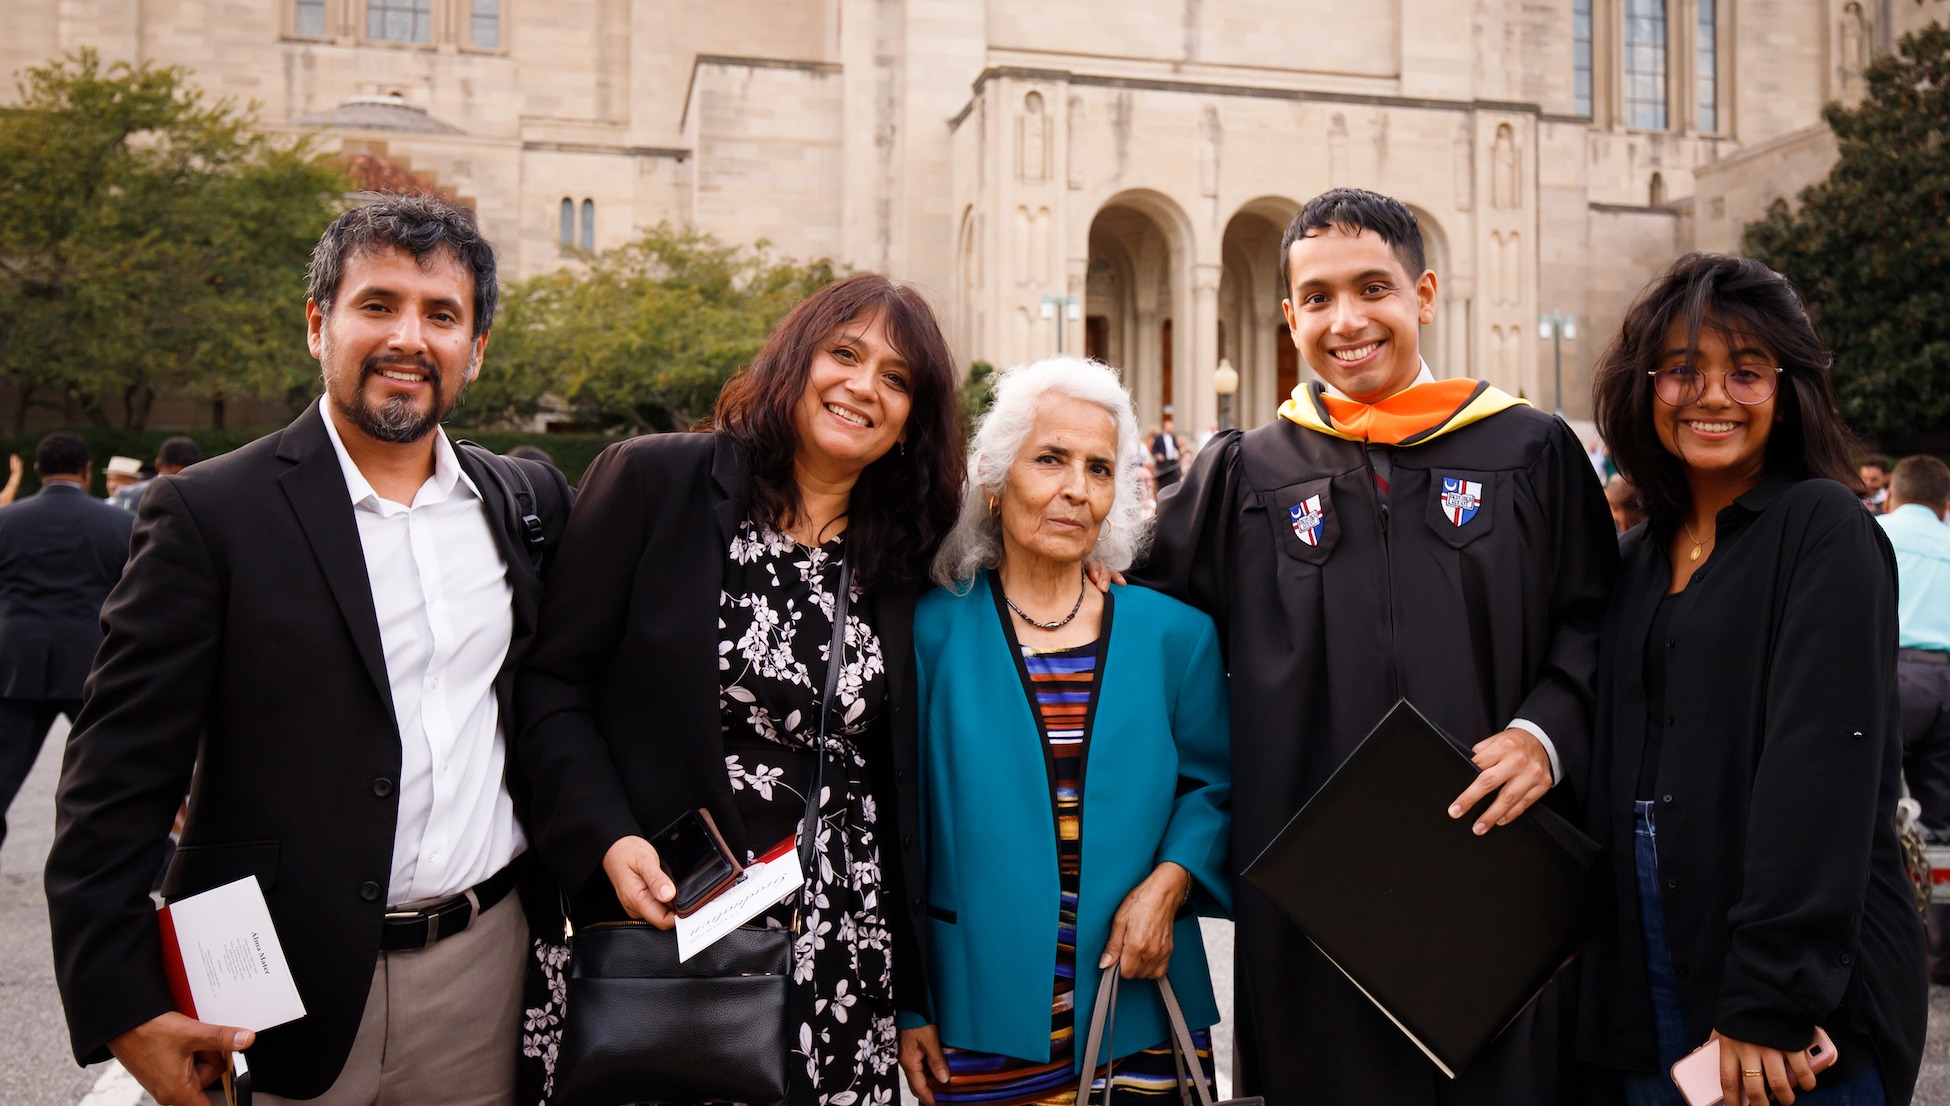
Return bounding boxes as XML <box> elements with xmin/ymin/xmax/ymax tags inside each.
<box><xmin>161</xmin><ymin>876</ymin><xmax>306</xmax><ymax>1032</ymax></box>
<box><xmin>674</xmin><ymin>847</ymin><xmax>805</xmax><ymax>962</ymax></box>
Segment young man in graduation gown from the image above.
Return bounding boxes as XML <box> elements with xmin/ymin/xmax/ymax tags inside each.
<box><xmin>1137</xmin><ymin>188</ymin><xmax>1617</xmax><ymax>1104</ymax></box>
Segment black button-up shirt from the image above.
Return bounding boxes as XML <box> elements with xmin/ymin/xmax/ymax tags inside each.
<box><xmin>1576</xmin><ymin>475</ymin><xmax>1927</xmax><ymax>1104</ymax></box>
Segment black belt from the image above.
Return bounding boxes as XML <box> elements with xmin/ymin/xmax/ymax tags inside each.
<box><xmin>1900</xmin><ymin>648</ymin><xmax>1950</xmax><ymax>666</ymax></box>
<box><xmin>380</xmin><ymin>863</ymin><xmax>518</xmax><ymax>952</ymax></box>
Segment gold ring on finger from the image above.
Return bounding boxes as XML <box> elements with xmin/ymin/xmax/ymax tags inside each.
<box><xmin>1741</xmin><ymin>1069</ymin><xmax>1763</xmax><ymax>1077</ymax></box>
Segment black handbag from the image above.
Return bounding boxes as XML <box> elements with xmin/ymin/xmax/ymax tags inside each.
<box><xmin>550</xmin><ymin>562</ymin><xmax>853</xmax><ymax>1106</ymax></box>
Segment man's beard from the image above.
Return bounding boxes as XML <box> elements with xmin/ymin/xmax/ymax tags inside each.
<box><xmin>334</xmin><ymin>353</ymin><xmax>465</xmax><ymax>444</ymax></box>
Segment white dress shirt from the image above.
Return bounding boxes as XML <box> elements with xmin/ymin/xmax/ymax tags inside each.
<box><xmin>319</xmin><ymin>401</ymin><xmax>526</xmax><ymax>905</ymax></box>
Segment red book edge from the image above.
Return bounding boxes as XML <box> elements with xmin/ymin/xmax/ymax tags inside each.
<box><xmin>156</xmin><ymin>904</ymin><xmax>198</xmax><ymax>1021</ymax></box>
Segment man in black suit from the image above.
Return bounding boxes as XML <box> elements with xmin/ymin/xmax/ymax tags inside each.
<box><xmin>46</xmin><ymin>196</ymin><xmax>570</xmax><ymax>1106</ymax></box>
<box><xmin>1149</xmin><ymin>411</ymin><xmax>1182</xmax><ymax>488</ymax></box>
<box><xmin>0</xmin><ymin>432</ymin><xmax>133</xmax><ymax>853</ymax></box>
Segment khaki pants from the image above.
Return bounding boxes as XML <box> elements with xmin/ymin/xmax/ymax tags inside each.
<box><xmin>255</xmin><ymin>890</ymin><xmax>529</xmax><ymax>1106</ymax></box>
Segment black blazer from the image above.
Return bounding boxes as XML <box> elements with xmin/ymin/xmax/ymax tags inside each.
<box><xmin>44</xmin><ymin>404</ymin><xmax>571</xmax><ymax>1100</ymax></box>
<box><xmin>513</xmin><ymin>433</ymin><xmax>927</xmax><ymax>996</ymax></box>
<box><xmin>1576</xmin><ymin>476</ymin><xmax>1928</xmax><ymax>1103</ymax></box>
<box><xmin>0</xmin><ymin>483</ymin><xmax>134</xmax><ymax>700</ymax></box>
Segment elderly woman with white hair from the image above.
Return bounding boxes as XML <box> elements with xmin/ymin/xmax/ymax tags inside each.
<box><xmin>895</xmin><ymin>356</ymin><xmax>1232</xmax><ymax>1106</ymax></box>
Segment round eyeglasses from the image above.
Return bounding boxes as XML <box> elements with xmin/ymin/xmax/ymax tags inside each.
<box><xmin>1647</xmin><ymin>363</ymin><xmax>1783</xmax><ymax>407</ymax></box>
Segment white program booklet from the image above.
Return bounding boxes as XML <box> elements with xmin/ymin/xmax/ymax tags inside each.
<box><xmin>158</xmin><ymin>876</ymin><xmax>306</xmax><ymax>1032</ymax></box>
<box><xmin>674</xmin><ymin>838</ymin><xmax>806</xmax><ymax>962</ymax></box>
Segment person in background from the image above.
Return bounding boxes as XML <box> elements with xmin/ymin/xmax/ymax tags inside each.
<box><xmin>1877</xmin><ymin>453</ymin><xmax>1950</xmax><ymax>986</ymax></box>
<box><xmin>898</xmin><ymin>357</ymin><xmax>1230</xmax><ymax>1106</ymax></box>
<box><xmin>1860</xmin><ymin>455</ymin><xmax>1892</xmax><ymax>514</ymax></box>
<box><xmin>1148</xmin><ymin>412</ymin><xmax>1181</xmax><ymax>488</ymax></box>
<box><xmin>1581</xmin><ymin>253</ymin><xmax>1925</xmax><ymax>1106</ymax></box>
<box><xmin>102</xmin><ymin>455</ymin><xmax>143</xmax><ymax>502</ymax></box>
<box><xmin>0</xmin><ymin>433</ymin><xmax>132</xmax><ymax>855</ymax></box>
<box><xmin>1588</xmin><ymin>438</ymin><xmax>1613</xmax><ymax>481</ymax></box>
<box><xmin>0</xmin><ymin>454</ymin><xmax>23</xmax><ymax>506</ymax></box>
<box><xmin>110</xmin><ymin>437</ymin><xmax>202</xmax><ymax>512</ymax></box>
<box><xmin>1606</xmin><ymin>473</ymin><xmax>1648</xmax><ymax>535</ymax></box>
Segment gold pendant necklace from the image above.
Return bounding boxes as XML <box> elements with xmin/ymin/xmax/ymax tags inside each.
<box><xmin>1680</xmin><ymin>518</ymin><xmax>1710</xmax><ymax>561</ymax></box>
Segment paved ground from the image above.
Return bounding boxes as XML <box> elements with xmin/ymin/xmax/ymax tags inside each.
<box><xmin>1</xmin><ymin>719</ymin><xmax>1943</xmax><ymax>1105</ymax></box>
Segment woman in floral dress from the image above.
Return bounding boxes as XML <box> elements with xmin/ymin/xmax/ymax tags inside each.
<box><xmin>513</xmin><ymin>274</ymin><xmax>965</xmax><ymax>1105</ymax></box>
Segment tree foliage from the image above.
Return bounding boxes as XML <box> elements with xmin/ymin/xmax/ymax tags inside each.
<box><xmin>470</xmin><ymin>225</ymin><xmax>838</xmax><ymax>434</ymax></box>
<box><xmin>1744</xmin><ymin>25</ymin><xmax>1950</xmax><ymax>448</ymax></box>
<box><xmin>0</xmin><ymin>50</ymin><xmax>346</xmax><ymax>430</ymax></box>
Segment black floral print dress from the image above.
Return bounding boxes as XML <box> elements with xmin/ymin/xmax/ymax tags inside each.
<box><xmin>519</xmin><ymin>519</ymin><xmax>898</xmax><ymax>1106</ymax></box>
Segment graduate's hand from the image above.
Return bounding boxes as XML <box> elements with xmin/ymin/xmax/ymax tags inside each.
<box><xmin>1084</xmin><ymin>561</ymin><xmax>1126</xmax><ymax>593</ymax></box>
<box><xmin>898</xmin><ymin>1024</ymin><xmax>950</xmax><ymax>1105</ymax></box>
<box><xmin>602</xmin><ymin>835</ymin><xmax>677</xmax><ymax>928</ymax></box>
<box><xmin>1713</xmin><ymin>1030</ymin><xmax>1819</xmax><ymax>1105</ymax></box>
<box><xmin>107</xmin><ymin>1012</ymin><xmax>253</xmax><ymax>1106</ymax></box>
<box><xmin>1100</xmin><ymin>862</ymin><xmax>1189</xmax><ymax>979</ymax></box>
<box><xmin>1446</xmin><ymin>727</ymin><xmax>1552</xmax><ymax>835</ymax></box>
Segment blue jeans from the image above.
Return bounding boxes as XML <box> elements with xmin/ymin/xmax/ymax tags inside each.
<box><xmin>1619</xmin><ymin>802</ymin><xmax>1886</xmax><ymax>1106</ymax></box>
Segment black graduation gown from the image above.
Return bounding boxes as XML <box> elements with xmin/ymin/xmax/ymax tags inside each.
<box><xmin>1136</xmin><ymin>402</ymin><xmax>1618</xmax><ymax>1105</ymax></box>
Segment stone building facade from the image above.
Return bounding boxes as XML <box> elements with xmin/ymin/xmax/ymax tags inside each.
<box><xmin>5</xmin><ymin>0</ymin><xmax>1941</xmax><ymax>430</ymax></box>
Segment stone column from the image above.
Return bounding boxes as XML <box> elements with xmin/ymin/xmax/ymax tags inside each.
<box><xmin>1189</xmin><ymin>262</ymin><xmax>1222</xmax><ymax>436</ymax></box>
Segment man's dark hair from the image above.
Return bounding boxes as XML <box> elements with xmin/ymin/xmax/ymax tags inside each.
<box><xmin>156</xmin><ymin>436</ymin><xmax>202</xmax><ymax>470</ymax></box>
<box><xmin>307</xmin><ymin>194</ymin><xmax>498</xmax><ymax>338</ymax></box>
<box><xmin>34</xmin><ymin>432</ymin><xmax>90</xmax><ymax>478</ymax></box>
<box><xmin>1592</xmin><ymin>253</ymin><xmax>1861</xmax><ymax>524</ymax></box>
<box><xmin>1891</xmin><ymin>454</ymin><xmax>1950</xmax><ymax>510</ymax></box>
<box><xmin>1279</xmin><ymin>188</ymin><xmax>1428</xmax><ymax>299</ymax></box>
<box><xmin>1860</xmin><ymin>454</ymin><xmax>1891</xmax><ymax>474</ymax></box>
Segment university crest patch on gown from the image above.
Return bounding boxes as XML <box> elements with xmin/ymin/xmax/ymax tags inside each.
<box><xmin>1290</xmin><ymin>495</ymin><xmax>1326</xmax><ymax>546</ymax></box>
<box><xmin>1438</xmin><ymin>476</ymin><xmax>1483</xmax><ymax>527</ymax></box>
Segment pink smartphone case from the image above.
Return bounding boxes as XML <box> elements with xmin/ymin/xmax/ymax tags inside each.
<box><xmin>1669</xmin><ymin>1028</ymin><xmax>1838</xmax><ymax>1106</ymax></box>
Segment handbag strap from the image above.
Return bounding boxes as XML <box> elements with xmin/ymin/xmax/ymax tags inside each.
<box><xmin>1076</xmin><ymin>966</ymin><xmax>1220</xmax><ymax>1106</ymax></box>
<box><xmin>1075</xmin><ymin>965</ymin><xmax>1121</xmax><ymax>1106</ymax></box>
<box><xmin>1156</xmin><ymin>976</ymin><xmax>1218</xmax><ymax>1106</ymax></box>
<box><xmin>796</xmin><ymin>558</ymin><xmax>853</xmax><ymax>884</ymax></box>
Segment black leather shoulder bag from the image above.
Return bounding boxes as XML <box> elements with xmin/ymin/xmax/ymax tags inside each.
<box><xmin>551</xmin><ymin>561</ymin><xmax>853</xmax><ymax>1106</ymax></box>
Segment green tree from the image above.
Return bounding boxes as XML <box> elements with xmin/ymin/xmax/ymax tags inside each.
<box><xmin>0</xmin><ymin>50</ymin><xmax>346</xmax><ymax>430</ymax></box>
<box><xmin>1744</xmin><ymin>25</ymin><xmax>1950</xmax><ymax>447</ymax></box>
<box><xmin>471</xmin><ymin>224</ymin><xmax>837</xmax><ymax>434</ymax></box>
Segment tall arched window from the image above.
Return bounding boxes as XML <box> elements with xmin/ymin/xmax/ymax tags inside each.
<box><xmin>559</xmin><ymin>199</ymin><xmax>574</xmax><ymax>250</ymax></box>
<box><xmin>580</xmin><ymin>200</ymin><xmax>595</xmax><ymax>252</ymax></box>
<box><xmin>1573</xmin><ymin>0</ymin><xmax>1594</xmax><ymax>118</ymax></box>
<box><xmin>471</xmin><ymin>0</ymin><xmax>501</xmax><ymax>48</ymax></box>
<box><xmin>1624</xmin><ymin>0</ymin><xmax>1668</xmax><ymax>129</ymax></box>
<box><xmin>1697</xmin><ymin>0</ymin><xmax>1719</xmax><ymax>132</ymax></box>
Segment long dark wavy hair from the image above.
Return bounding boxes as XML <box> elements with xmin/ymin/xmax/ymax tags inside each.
<box><xmin>1591</xmin><ymin>253</ymin><xmax>1862</xmax><ymax>523</ymax></box>
<box><xmin>713</xmin><ymin>274</ymin><xmax>966</xmax><ymax>588</ymax></box>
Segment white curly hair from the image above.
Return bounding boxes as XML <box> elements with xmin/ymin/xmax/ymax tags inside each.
<box><xmin>930</xmin><ymin>356</ymin><xmax>1153</xmax><ymax>590</ymax></box>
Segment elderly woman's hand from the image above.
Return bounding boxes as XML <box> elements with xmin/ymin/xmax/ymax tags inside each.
<box><xmin>898</xmin><ymin>1025</ymin><xmax>950</xmax><ymax>1105</ymax></box>
<box><xmin>1098</xmin><ymin>862</ymin><xmax>1191</xmax><ymax>979</ymax></box>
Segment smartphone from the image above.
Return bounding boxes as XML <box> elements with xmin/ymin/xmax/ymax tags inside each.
<box><xmin>1669</xmin><ymin>1027</ymin><xmax>1838</xmax><ymax>1106</ymax></box>
<box><xmin>649</xmin><ymin>808</ymin><xmax>743</xmax><ymax>917</ymax></box>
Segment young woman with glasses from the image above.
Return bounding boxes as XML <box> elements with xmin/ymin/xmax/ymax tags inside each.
<box><xmin>1578</xmin><ymin>254</ymin><xmax>1927</xmax><ymax>1106</ymax></box>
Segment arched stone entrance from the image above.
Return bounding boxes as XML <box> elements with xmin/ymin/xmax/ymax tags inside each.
<box><xmin>1219</xmin><ymin>197</ymin><xmax>1300</xmax><ymax>429</ymax></box>
<box><xmin>1083</xmin><ymin>191</ymin><xmax>1192</xmax><ymax>429</ymax></box>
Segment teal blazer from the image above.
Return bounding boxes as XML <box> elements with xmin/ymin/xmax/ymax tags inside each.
<box><xmin>904</xmin><ymin>575</ymin><xmax>1232</xmax><ymax>1068</ymax></box>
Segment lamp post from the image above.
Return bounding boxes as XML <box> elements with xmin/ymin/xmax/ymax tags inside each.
<box><xmin>1214</xmin><ymin>357</ymin><xmax>1239</xmax><ymax>431</ymax></box>
<box><xmin>1040</xmin><ymin>294</ymin><xmax>1081</xmax><ymax>354</ymax></box>
<box><xmin>1538</xmin><ymin>310</ymin><xmax>1578</xmax><ymax>417</ymax></box>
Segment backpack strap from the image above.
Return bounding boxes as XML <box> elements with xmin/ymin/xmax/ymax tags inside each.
<box><xmin>455</xmin><ymin>440</ymin><xmax>547</xmax><ymax>572</ymax></box>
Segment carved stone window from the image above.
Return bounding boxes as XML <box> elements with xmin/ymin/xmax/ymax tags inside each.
<box><xmin>368</xmin><ymin>0</ymin><xmax>432</xmax><ymax>42</ymax></box>
<box><xmin>1624</xmin><ymin>0</ymin><xmax>1668</xmax><ymax>130</ymax></box>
